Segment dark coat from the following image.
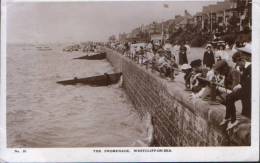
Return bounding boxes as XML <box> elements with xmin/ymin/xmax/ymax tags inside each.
<box><xmin>179</xmin><ymin>45</ymin><xmax>188</xmax><ymax>65</ymax></box>
<box><xmin>224</xmin><ymin>67</ymin><xmax>241</xmax><ymax>90</ymax></box>
<box><xmin>241</xmin><ymin>64</ymin><xmax>251</xmax><ymax>96</ymax></box>
<box><xmin>241</xmin><ymin>64</ymin><xmax>251</xmax><ymax>118</ymax></box>
<box><xmin>203</xmin><ymin>50</ymin><xmax>215</xmax><ymax>68</ymax></box>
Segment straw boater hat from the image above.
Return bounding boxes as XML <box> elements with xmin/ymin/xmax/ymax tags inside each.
<box><xmin>217</xmin><ymin>41</ymin><xmax>226</xmax><ymax>49</ymax></box>
<box><xmin>181</xmin><ymin>64</ymin><xmax>191</xmax><ymax>70</ymax></box>
<box><xmin>206</xmin><ymin>43</ymin><xmax>212</xmax><ymax>48</ymax></box>
<box><xmin>233</xmin><ymin>43</ymin><xmax>251</xmax><ymax>62</ymax></box>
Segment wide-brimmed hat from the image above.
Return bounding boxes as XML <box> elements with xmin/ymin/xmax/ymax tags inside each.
<box><xmin>181</xmin><ymin>64</ymin><xmax>191</xmax><ymax>70</ymax></box>
<box><xmin>236</xmin><ymin>43</ymin><xmax>251</xmax><ymax>54</ymax></box>
<box><xmin>217</xmin><ymin>41</ymin><xmax>226</xmax><ymax>48</ymax></box>
<box><xmin>206</xmin><ymin>44</ymin><xmax>212</xmax><ymax>48</ymax></box>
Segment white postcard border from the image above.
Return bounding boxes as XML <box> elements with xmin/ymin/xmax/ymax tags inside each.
<box><xmin>1</xmin><ymin>0</ymin><xmax>259</xmax><ymax>162</ymax></box>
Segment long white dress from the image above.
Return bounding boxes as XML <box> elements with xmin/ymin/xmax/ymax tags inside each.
<box><xmin>215</xmin><ymin>50</ymin><xmax>229</xmax><ymax>61</ymax></box>
<box><xmin>172</xmin><ymin>45</ymin><xmax>180</xmax><ymax>62</ymax></box>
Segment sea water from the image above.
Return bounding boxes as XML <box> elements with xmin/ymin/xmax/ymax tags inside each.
<box><xmin>6</xmin><ymin>43</ymin><xmax>150</xmax><ymax>147</ymax></box>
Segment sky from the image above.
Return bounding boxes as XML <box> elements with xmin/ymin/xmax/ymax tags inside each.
<box><xmin>7</xmin><ymin>1</ymin><xmax>220</xmax><ymax>43</ymax></box>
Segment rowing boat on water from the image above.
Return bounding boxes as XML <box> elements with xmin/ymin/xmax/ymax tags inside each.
<box><xmin>36</xmin><ymin>46</ymin><xmax>52</xmax><ymax>51</ymax></box>
<box><xmin>73</xmin><ymin>52</ymin><xmax>106</xmax><ymax>60</ymax></box>
<box><xmin>56</xmin><ymin>72</ymin><xmax>122</xmax><ymax>86</ymax></box>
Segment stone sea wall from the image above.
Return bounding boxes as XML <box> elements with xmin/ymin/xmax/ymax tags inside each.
<box><xmin>104</xmin><ymin>48</ymin><xmax>251</xmax><ymax>146</ymax></box>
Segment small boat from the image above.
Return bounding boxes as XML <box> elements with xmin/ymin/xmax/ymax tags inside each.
<box><xmin>73</xmin><ymin>52</ymin><xmax>106</xmax><ymax>60</ymax></box>
<box><xmin>57</xmin><ymin>72</ymin><xmax>122</xmax><ymax>86</ymax></box>
<box><xmin>36</xmin><ymin>46</ymin><xmax>52</xmax><ymax>51</ymax></box>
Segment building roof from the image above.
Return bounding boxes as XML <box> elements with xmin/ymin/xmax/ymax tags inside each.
<box><xmin>194</xmin><ymin>12</ymin><xmax>203</xmax><ymax>17</ymax></box>
<box><xmin>202</xmin><ymin>1</ymin><xmax>236</xmax><ymax>14</ymax></box>
<box><xmin>174</xmin><ymin>15</ymin><xmax>184</xmax><ymax>24</ymax></box>
<box><xmin>174</xmin><ymin>10</ymin><xmax>192</xmax><ymax>26</ymax></box>
<box><xmin>179</xmin><ymin>19</ymin><xmax>188</xmax><ymax>25</ymax></box>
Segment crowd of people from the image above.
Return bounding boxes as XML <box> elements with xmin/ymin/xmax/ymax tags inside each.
<box><xmin>107</xmin><ymin>39</ymin><xmax>251</xmax><ymax>131</ymax></box>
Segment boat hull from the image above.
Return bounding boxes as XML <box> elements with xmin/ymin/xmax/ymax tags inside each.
<box><xmin>57</xmin><ymin>72</ymin><xmax>122</xmax><ymax>86</ymax></box>
<box><xmin>73</xmin><ymin>52</ymin><xmax>106</xmax><ymax>60</ymax></box>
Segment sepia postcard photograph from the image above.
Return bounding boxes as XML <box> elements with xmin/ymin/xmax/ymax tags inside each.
<box><xmin>0</xmin><ymin>0</ymin><xmax>259</xmax><ymax>162</ymax></box>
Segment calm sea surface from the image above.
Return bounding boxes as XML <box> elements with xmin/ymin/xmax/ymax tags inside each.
<box><xmin>7</xmin><ymin>44</ymin><xmax>150</xmax><ymax>147</ymax></box>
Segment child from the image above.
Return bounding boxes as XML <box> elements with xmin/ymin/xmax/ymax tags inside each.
<box><xmin>203</xmin><ymin>44</ymin><xmax>215</xmax><ymax>69</ymax></box>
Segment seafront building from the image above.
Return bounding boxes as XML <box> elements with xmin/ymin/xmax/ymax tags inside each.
<box><xmin>115</xmin><ymin>0</ymin><xmax>251</xmax><ymax>44</ymax></box>
<box><xmin>195</xmin><ymin>0</ymin><xmax>252</xmax><ymax>34</ymax></box>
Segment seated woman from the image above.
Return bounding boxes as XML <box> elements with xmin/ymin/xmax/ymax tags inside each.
<box><xmin>183</xmin><ymin>59</ymin><xmax>207</xmax><ymax>91</ymax></box>
<box><xmin>157</xmin><ymin>51</ymin><xmax>168</xmax><ymax>77</ymax></box>
<box><xmin>162</xmin><ymin>54</ymin><xmax>174</xmax><ymax>78</ymax></box>
<box><xmin>151</xmin><ymin>49</ymin><xmax>162</xmax><ymax>72</ymax></box>
<box><xmin>143</xmin><ymin>48</ymin><xmax>155</xmax><ymax>68</ymax></box>
<box><xmin>137</xmin><ymin>46</ymin><xmax>145</xmax><ymax>64</ymax></box>
<box><xmin>189</xmin><ymin>60</ymin><xmax>208</xmax><ymax>92</ymax></box>
<box><xmin>192</xmin><ymin>67</ymin><xmax>226</xmax><ymax>102</ymax></box>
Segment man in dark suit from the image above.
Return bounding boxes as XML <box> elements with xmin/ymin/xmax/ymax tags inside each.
<box><xmin>203</xmin><ymin>44</ymin><xmax>215</xmax><ymax>69</ymax></box>
<box><xmin>219</xmin><ymin>49</ymin><xmax>251</xmax><ymax>130</ymax></box>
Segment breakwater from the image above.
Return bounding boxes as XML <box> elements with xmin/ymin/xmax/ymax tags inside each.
<box><xmin>104</xmin><ymin>47</ymin><xmax>251</xmax><ymax>146</ymax></box>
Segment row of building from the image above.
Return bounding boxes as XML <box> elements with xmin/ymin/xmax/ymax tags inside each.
<box><xmin>113</xmin><ymin>0</ymin><xmax>251</xmax><ymax>45</ymax></box>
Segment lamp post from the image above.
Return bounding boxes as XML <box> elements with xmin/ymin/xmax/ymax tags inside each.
<box><xmin>210</xmin><ymin>12</ymin><xmax>213</xmax><ymax>33</ymax></box>
<box><xmin>162</xmin><ymin>21</ymin><xmax>165</xmax><ymax>45</ymax></box>
<box><xmin>162</xmin><ymin>3</ymin><xmax>170</xmax><ymax>46</ymax></box>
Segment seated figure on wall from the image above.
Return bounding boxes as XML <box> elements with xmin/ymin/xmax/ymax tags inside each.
<box><xmin>219</xmin><ymin>47</ymin><xmax>251</xmax><ymax>130</ymax></box>
<box><xmin>192</xmin><ymin>66</ymin><xmax>226</xmax><ymax>103</ymax></box>
<box><xmin>162</xmin><ymin>52</ymin><xmax>176</xmax><ymax>79</ymax></box>
<box><xmin>137</xmin><ymin>46</ymin><xmax>145</xmax><ymax>64</ymax></box>
<box><xmin>157</xmin><ymin>49</ymin><xmax>168</xmax><ymax>76</ymax></box>
<box><xmin>143</xmin><ymin>48</ymin><xmax>155</xmax><ymax>69</ymax></box>
<box><xmin>193</xmin><ymin>60</ymin><xmax>241</xmax><ymax>105</ymax></box>
<box><xmin>151</xmin><ymin>49</ymin><xmax>160</xmax><ymax>73</ymax></box>
<box><xmin>182</xmin><ymin>59</ymin><xmax>208</xmax><ymax>92</ymax></box>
